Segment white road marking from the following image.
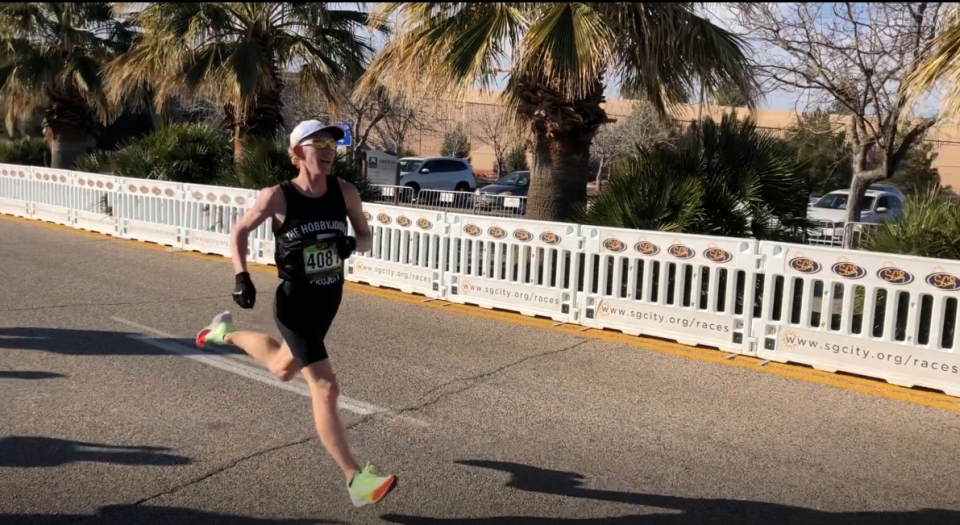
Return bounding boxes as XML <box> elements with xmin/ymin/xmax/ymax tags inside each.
<box><xmin>111</xmin><ymin>316</ymin><xmax>428</xmax><ymax>427</ymax></box>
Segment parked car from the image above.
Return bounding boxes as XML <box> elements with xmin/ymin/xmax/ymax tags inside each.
<box><xmin>475</xmin><ymin>170</ymin><xmax>529</xmax><ymax>214</ymax></box>
<box><xmin>808</xmin><ymin>187</ymin><xmax>904</xmax><ymax>229</ymax></box>
<box><xmin>397</xmin><ymin>157</ymin><xmax>477</xmax><ymax>195</ymax></box>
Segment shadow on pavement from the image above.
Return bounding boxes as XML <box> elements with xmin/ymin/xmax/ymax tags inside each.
<box><xmin>0</xmin><ymin>436</ymin><xmax>193</xmax><ymax>468</ymax></box>
<box><xmin>0</xmin><ymin>505</ymin><xmax>345</xmax><ymax>525</ymax></box>
<box><xmin>0</xmin><ymin>326</ymin><xmax>245</xmax><ymax>356</ymax></box>
<box><xmin>381</xmin><ymin>460</ymin><xmax>959</xmax><ymax>525</ymax></box>
<box><xmin>0</xmin><ymin>370</ymin><xmax>63</xmax><ymax>380</ymax></box>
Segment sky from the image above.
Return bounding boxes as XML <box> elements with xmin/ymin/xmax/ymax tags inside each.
<box><xmin>356</xmin><ymin>2</ymin><xmax>948</xmax><ymax>116</ymax></box>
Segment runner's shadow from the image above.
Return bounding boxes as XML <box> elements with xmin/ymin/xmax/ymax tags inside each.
<box><xmin>0</xmin><ymin>436</ymin><xmax>193</xmax><ymax>468</ymax></box>
<box><xmin>0</xmin><ymin>505</ymin><xmax>345</xmax><ymax>525</ymax></box>
<box><xmin>0</xmin><ymin>370</ymin><xmax>63</xmax><ymax>380</ymax></box>
<box><xmin>380</xmin><ymin>460</ymin><xmax>960</xmax><ymax>525</ymax></box>
<box><xmin>0</xmin><ymin>326</ymin><xmax>246</xmax><ymax>356</ymax></box>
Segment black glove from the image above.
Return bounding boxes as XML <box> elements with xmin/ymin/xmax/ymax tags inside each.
<box><xmin>336</xmin><ymin>235</ymin><xmax>357</xmax><ymax>261</ymax></box>
<box><xmin>232</xmin><ymin>271</ymin><xmax>256</xmax><ymax>309</ymax></box>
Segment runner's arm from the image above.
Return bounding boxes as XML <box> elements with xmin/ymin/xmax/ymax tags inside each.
<box><xmin>341</xmin><ymin>180</ymin><xmax>372</xmax><ymax>253</ymax></box>
<box><xmin>231</xmin><ymin>186</ymin><xmax>282</xmax><ymax>274</ymax></box>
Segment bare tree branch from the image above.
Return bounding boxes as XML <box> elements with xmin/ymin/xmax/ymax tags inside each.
<box><xmin>732</xmin><ymin>2</ymin><xmax>944</xmax><ymax>245</ymax></box>
<box><xmin>470</xmin><ymin>103</ymin><xmax>520</xmax><ymax>176</ymax></box>
<box><xmin>591</xmin><ymin>100</ymin><xmax>674</xmax><ymax>184</ymax></box>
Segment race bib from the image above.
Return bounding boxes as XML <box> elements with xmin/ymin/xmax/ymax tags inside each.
<box><xmin>303</xmin><ymin>241</ymin><xmax>341</xmax><ymax>275</ymax></box>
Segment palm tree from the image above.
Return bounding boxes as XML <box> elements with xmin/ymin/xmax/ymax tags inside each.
<box><xmin>105</xmin><ymin>2</ymin><xmax>382</xmax><ymax>159</ymax></box>
<box><xmin>0</xmin><ymin>3</ymin><xmax>134</xmax><ymax>169</ymax></box>
<box><xmin>357</xmin><ymin>3</ymin><xmax>759</xmax><ymax>222</ymax></box>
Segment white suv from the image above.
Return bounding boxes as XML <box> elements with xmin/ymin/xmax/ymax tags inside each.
<box><xmin>397</xmin><ymin>156</ymin><xmax>477</xmax><ymax>193</ymax></box>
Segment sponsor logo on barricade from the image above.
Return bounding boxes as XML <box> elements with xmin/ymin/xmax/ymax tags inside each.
<box><xmin>445</xmin><ymin>214</ymin><xmax>580</xmax><ymax>323</ymax></box>
<box><xmin>581</xmin><ymin>227</ymin><xmax>756</xmax><ymax>353</ymax></box>
<box><xmin>757</xmin><ymin>242</ymin><xmax>960</xmax><ymax>395</ymax></box>
<box><xmin>349</xmin><ymin>202</ymin><xmax>446</xmax><ymax>298</ymax></box>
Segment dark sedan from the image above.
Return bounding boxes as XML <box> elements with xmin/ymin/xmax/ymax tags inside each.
<box><xmin>475</xmin><ymin>170</ymin><xmax>529</xmax><ymax>215</ymax></box>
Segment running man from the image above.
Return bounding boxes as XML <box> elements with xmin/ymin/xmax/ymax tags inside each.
<box><xmin>195</xmin><ymin>120</ymin><xmax>396</xmax><ymax>508</ymax></box>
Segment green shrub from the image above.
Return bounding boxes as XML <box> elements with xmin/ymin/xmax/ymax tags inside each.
<box><xmin>76</xmin><ymin>123</ymin><xmax>233</xmax><ymax>183</ymax></box>
<box><xmin>0</xmin><ymin>137</ymin><xmax>49</xmax><ymax>167</ymax></box>
<box><xmin>221</xmin><ymin>138</ymin><xmax>297</xmax><ymax>189</ymax></box>
<box><xmin>574</xmin><ymin>113</ymin><xmax>812</xmax><ymax>241</ymax></box>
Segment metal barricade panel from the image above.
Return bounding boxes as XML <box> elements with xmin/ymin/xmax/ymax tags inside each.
<box><xmin>347</xmin><ymin>203</ymin><xmax>446</xmax><ymax>298</ymax></box>
<box><xmin>580</xmin><ymin>226</ymin><xmax>760</xmax><ymax>353</ymax></box>
<box><xmin>370</xmin><ymin>185</ymin><xmax>415</xmax><ymax>205</ymax></box>
<box><xmin>445</xmin><ymin>214</ymin><xmax>581</xmax><ymax>322</ymax></box>
<box><xmin>757</xmin><ymin>241</ymin><xmax>960</xmax><ymax>396</ymax></box>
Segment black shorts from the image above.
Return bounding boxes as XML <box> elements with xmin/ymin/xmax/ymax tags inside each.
<box><xmin>273</xmin><ymin>280</ymin><xmax>343</xmax><ymax>368</ymax></box>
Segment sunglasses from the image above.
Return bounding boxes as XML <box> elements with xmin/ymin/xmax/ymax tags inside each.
<box><xmin>301</xmin><ymin>138</ymin><xmax>338</xmax><ymax>149</ymax></box>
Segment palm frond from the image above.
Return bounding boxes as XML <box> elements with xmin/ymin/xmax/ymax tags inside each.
<box><xmin>906</xmin><ymin>19</ymin><xmax>960</xmax><ymax>120</ymax></box>
<box><xmin>356</xmin><ymin>3</ymin><xmax>526</xmax><ymax>101</ymax></box>
<box><xmin>0</xmin><ymin>2</ymin><xmax>128</xmax><ymax>125</ymax></box>
<box><xmin>109</xmin><ymin>2</ymin><xmax>381</xmax><ymax>136</ymax></box>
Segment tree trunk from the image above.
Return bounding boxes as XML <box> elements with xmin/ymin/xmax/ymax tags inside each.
<box><xmin>46</xmin><ymin>128</ymin><xmax>89</xmax><ymax>169</ymax></box>
<box><xmin>519</xmin><ymin>78</ymin><xmax>612</xmax><ymax>223</ymax></box>
<box><xmin>527</xmin><ymin>128</ymin><xmax>592</xmax><ymax>221</ymax></box>
<box><xmin>224</xmin><ymin>86</ymin><xmax>283</xmax><ymax>161</ymax></box>
<box><xmin>842</xmin><ymin>168</ymin><xmax>882</xmax><ymax>248</ymax></box>
<box><xmin>42</xmin><ymin>88</ymin><xmax>95</xmax><ymax>169</ymax></box>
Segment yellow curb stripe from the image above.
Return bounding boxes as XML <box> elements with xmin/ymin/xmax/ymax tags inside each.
<box><xmin>4</xmin><ymin>213</ymin><xmax>959</xmax><ymax>412</ymax></box>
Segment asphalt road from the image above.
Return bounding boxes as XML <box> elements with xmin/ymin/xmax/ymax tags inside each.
<box><xmin>3</xmin><ymin>214</ymin><xmax>960</xmax><ymax>525</ymax></box>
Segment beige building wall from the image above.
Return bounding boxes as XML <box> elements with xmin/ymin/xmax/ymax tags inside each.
<box><xmin>394</xmin><ymin>89</ymin><xmax>960</xmax><ymax>189</ymax></box>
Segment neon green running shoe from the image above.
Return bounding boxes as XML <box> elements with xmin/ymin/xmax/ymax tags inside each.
<box><xmin>348</xmin><ymin>462</ymin><xmax>397</xmax><ymax>507</ymax></box>
<box><xmin>196</xmin><ymin>311</ymin><xmax>236</xmax><ymax>348</ymax></box>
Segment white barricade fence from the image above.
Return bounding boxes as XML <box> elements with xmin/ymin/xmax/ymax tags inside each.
<box><xmin>579</xmin><ymin>226</ymin><xmax>762</xmax><ymax>354</ymax></box>
<box><xmin>0</xmin><ymin>164</ymin><xmax>32</xmax><ymax>217</ymax></box>
<box><xmin>347</xmin><ymin>202</ymin><xmax>447</xmax><ymax>298</ymax></box>
<box><xmin>7</xmin><ymin>161</ymin><xmax>960</xmax><ymax>398</ymax></box>
<box><xmin>444</xmin><ymin>214</ymin><xmax>582</xmax><ymax>323</ymax></box>
<box><xmin>29</xmin><ymin>167</ymin><xmax>74</xmax><ymax>225</ymax></box>
<box><xmin>182</xmin><ymin>183</ymin><xmax>256</xmax><ymax>258</ymax></box>
<box><xmin>72</xmin><ymin>172</ymin><xmax>122</xmax><ymax>236</ymax></box>
<box><xmin>116</xmin><ymin>178</ymin><xmax>184</xmax><ymax>247</ymax></box>
<box><xmin>756</xmin><ymin>242</ymin><xmax>960</xmax><ymax>396</ymax></box>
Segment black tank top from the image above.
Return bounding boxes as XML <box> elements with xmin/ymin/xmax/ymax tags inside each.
<box><xmin>273</xmin><ymin>177</ymin><xmax>349</xmax><ymax>288</ymax></box>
